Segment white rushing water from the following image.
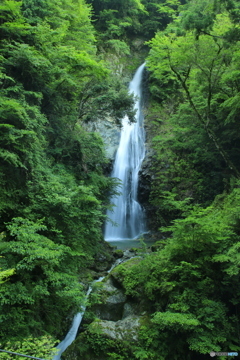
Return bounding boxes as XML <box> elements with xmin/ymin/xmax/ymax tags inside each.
<box><xmin>104</xmin><ymin>63</ymin><xmax>146</xmax><ymax>241</ymax></box>
<box><xmin>52</xmin><ymin>287</ymin><xmax>92</xmax><ymax>360</ymax></box>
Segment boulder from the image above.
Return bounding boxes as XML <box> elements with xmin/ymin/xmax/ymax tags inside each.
<box><xmin>89</xmin><ymin>315</ymin><xmax>142</xmax><ymax>342</ymax></box>
<box><xmin>110</xmin><ymin>256</ymin><xmax>142</xmax><ymax>286</ymax></box>
<box><xmin>90</xmin><ymin>245</ymin><xmax>115</xmax><ymax>272</ymax></box>
<box><xmin>113</xmin><ymin>249</ymin><xmax>124</xmax><ymax>258</ymax></box>
<box><xmin>91</xmin><ymin>277</ymin><xmax>126</xmax><ymax>321</ymax></box>
<box><xmin>122</xmin><ymin>302</ymin><xmax>138</xmax><ymax>318</ymax></box>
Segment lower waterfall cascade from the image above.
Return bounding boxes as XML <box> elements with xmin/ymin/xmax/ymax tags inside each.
<box><xmin>52</xmin><ymin>259</ymin><xmax>124</xmax><ymax>360</ymax></box>
<box><xmin>104</xmin><ymin>63</ymin><xmax>147</xmax><ymax>241</ymax></box>
<box><xmin>52</xmin><ymin>287</ymin><xmax>93</xmax><ymax>360</ymax></box>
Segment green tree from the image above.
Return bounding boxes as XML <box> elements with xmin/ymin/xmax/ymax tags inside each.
<box><xmin>86</xmin><ymin>0</ymin><xmax>146</xmax><ymax>41</ymax></box>
<box><xmin>0</xmin><ymin>0</ymin><xmax>124</xmax><ymax>343</ymax></box>
<box><xmin>0</xmin><ymin>218</ymin><xmax>85</xmax><ymax>337</ymax></box>
<box><xmin>118</xmin><ymin>188</ymin><xmax>240</xmax><ymax>358</ymax></box>
<box><xmin>0</xmin><ymin>335</ymin><xmax>58</xmax><ymax>360</ymax></box>
<box><xmin>147</xmin><ymin>12</ymin><xmax>240</xmax><ymax>178</ymax></box>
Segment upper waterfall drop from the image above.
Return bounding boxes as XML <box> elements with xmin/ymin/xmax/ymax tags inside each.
<box><xmin>104</xmin><ymin>63</ymin><xmax>146</xmax><ymax>241</ymax></box>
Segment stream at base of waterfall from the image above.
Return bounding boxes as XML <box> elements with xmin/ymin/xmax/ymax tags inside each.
<box><xmin>52</xmin><ymin>64</ymin><xmax>147</xmax><ymax>360</ymax></box>
<box><xmin>52</xmin><ymin>279</ymin><xmax>102</xmax><ymax>360</ymax></box>
<box><xmin>104</xmin><ymin>63</ymin><xmax>147</xmax><ymax>241</ymax></box>
<box><xmin>52</xmin><ymin>287</ymin><xmax>93</xmax><ymax>360</ymax></box>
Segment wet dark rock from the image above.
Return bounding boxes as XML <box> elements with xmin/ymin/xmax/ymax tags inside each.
<box><xmin>113</xmin><ymin>249</ymin><xmax>124</xmax><ymax>258</ymax></box>
<box><xmin>91</xmin><ymin>277</ymin><xmax>126</xmax><ymax>321</ymax></box>
<box><xmin>89</xmin><ymin>242</ymin><xmax>115</xmax><ymax>272</ymax></box>
<box><xmin>122</xmin><ymin>302</ymin><xmax>138</xmax><ymax>318</ymax></box>
<box><xmin>122</xmin><ymin>249</ymin><xmax>136</xmax><ymax>259</ymax></box>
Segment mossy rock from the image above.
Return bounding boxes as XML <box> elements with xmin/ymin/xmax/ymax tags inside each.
<box><xmin>88</xmin><ymin>315</ymin><xmax>141</xmax><ymax>342</ymax></box>
<box><xmin>62</xmin><ymin>324</ymin><xmax>133</xmax><ymax>360</ymax></box>
<box><xmin>90</xmin><ymin>243</ymin><xmax>115</xmax><ymax>272</ymax></box>
<box><xmin>113</xmin><ymin>249</ymin><xmax>124</xmax><ymax>258</ymax></box>
<box><xmin>89</xmin><ymin>277</ymin><xmax>127</xmax><ymax>321</ymax></box>
<box><xmin>110</xmin><ymin>257</ymin><xmax>142</xmax><ymax>286</ymax></box>
<box><xmin>150</xmin><ymin>240</ymin><xmax>164</xmax><ymax>252</ymax></box>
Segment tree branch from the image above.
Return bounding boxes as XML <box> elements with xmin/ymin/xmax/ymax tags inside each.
<box><xmin>170</xmin><ymin>65</ymin><xmax>240</xmax><ymax>178</ymax></box>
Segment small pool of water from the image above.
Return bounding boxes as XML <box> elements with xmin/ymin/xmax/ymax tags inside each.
<box><xmin>108</xmin><ymin>238</ymin><xmax>156</xmax><ymax>251</ymax></box>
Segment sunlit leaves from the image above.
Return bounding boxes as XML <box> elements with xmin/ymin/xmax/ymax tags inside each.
<box><xmin>152</xmin><ymin>311</ymin><xmax>200</xmax><ymax>331</ymax></box>
<box><xmin>4</xmin><ymin>217</ymin><xmax>68</xmax><ymax>271</ymax></box>
<box><xmin>0</xmin><ymin>217</ymin><xmax>85</xmax><ymax>336</ymax></box>
<box><xmin>0</xmin><ymin>264</ymin><xmax>15</xmax><ymax>285</ymax></box>
<box><xmin>0</xmin><ymin>335</ymin><xmax>58</xmax><ymax>360</ymax></box>
<box><xmin>0</xmin><ymin>0</ymin><xmax>30</xmax><ymax>39</ymax></box>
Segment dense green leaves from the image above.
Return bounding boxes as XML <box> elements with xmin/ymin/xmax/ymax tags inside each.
<box><xmin>68</xmin><ymin>1</ymin><xmax>240</xmax><ymax>359</ymax></box>
<box><xmin>146</xmin><ymin>3</ymin><xmax>240</xmax><ymax>226</ymax></box>
<box><xmin>2</xmin><ymin>0</ymin><xmax>240</xmax><ymax>359</ymax></box>
<box><xmin>0</xmin><ymin>335</ymin><xmax>58</xmax><ymax>360</ymax></box>
<box><xmin>0</xmin><ymin>0</ymin><xmax>130</xmax><ymax>344</ymax></box>
<box><xmin>117</xmin><ymin>186</ymin><xmax>240</xmax><ymax>358</ymax></box>
<box><xmin>0</xmin><ymin>217</ymin><xmax>86</xmax><ymax>337</ymax></box>
<box><xmin>87</xmin><ymin>0</ymin><xmax>185</xmax><ymax>44</ymax></box>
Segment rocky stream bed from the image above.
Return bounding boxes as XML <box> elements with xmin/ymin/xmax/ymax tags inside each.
<box><xmin>60</xmin><ymin>242</ymin><xmax>156</xmax><ymax>360</ymax></box>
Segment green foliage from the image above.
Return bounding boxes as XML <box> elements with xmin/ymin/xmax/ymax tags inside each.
<box><xmin>78</xmin><ymin>77</ymin><xmax>136</xmax><ymax>125</ymax></box>
<box><xmin>86</xmin><ymin>0</ymin><xmax>146</xmax><ymax>40</ymax></box>
<box><xmin>0</xmin><ymin>335</ymin><xmax>58</xmax><ymax>360</ymax></box>
<box><xmin>146</xmin><ymin>101</ymin><xmax>223</xmax><ymax>227</ymax></box>
<box><xmin>2</xmin><ymin>1</ymin><xmax>240</xmax><ymax>360</ymax></box>
<box><xmin>106</xmin><ymin>39</ymin><xmax>130</xmax><ymax>56</ymax></box>
<box><xmin>140</xmin><ymin>0</ymin><xmax>181</xmax><ymax>36</ymax></box>
<box><xmin>0</xmin><ymin>0</ymin><xmax>129</xmax><ymax>343</ymax></box>
<box><xmin>0</xmin><ymin>253</ymin><xmax>15</xmax><ymax>285</ymax></box>
<box><xmin>146</xmin><ymin>3</ymin><xmax>240</xmax><ymax>226</ymax></box>
<box><xmin>115</xmin><ymin>186</ymin><xmax>240</xmax><ymax>358</ymax></box>
<box><xmin>0</xmin><ymin>0</ymin><xmax>30</xmax><ymax>40</ymax></box>
<box><xmin>0</xmin><ymin>268</ymin><xmax>15</xmax><ymax>285</ymax></box>
<box><xmin>87</xmin><ymin>0</ymin><xmax>184</xmax><ymax>45</ymax></box>
<box><xmin>180</xmin><ymin>0</ymin><xmax>217</xmax><ymax>33</ymax></box>
<box><xmin>69</xmin><ymin>1</ymin><xmax>240</xmax><ymax>359</ymax></box>
<box><xmin>152</xmin><ymin>311</ymin><xmax>200</xmax><ymax>330</ymax></box>
<box><xmin>0</xmin><ymin>217</ymin><xmax>86</xmax><ymax>337</ymax></box>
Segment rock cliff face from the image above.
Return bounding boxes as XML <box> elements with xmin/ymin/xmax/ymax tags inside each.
<box><xmin>82</xmin><ymin>116</ymin><xmax>120</xmax><ymax>161</ymax></box>
<box><xmin>138</xmin><ymin>68</ymin><xmax>157</xmax><ymax>231</ymax></box>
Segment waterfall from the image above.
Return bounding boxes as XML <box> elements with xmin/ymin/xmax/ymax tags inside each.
<box><xmin>104</xmin><ymin>63</ymin><xmax>146</xmax><ymax>241</ymax></box>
